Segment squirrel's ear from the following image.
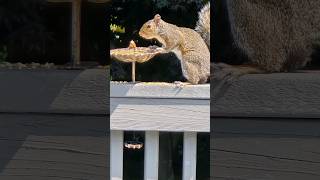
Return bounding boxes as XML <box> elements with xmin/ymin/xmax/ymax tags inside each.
<box><xmin>154</xmin><ymin>14</ymin><xmax>161</xmax><ymax>25</ymax></box>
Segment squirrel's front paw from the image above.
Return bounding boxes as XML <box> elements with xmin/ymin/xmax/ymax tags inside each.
<box><xmin>148</xmin><ymin>45</ymin><xmax>159</xmax><ymax>49</ymax></box>
<box><xmin>173</xmin><ymin>81</ymin><xmax>189</xmax><ymax>88</ymax></box>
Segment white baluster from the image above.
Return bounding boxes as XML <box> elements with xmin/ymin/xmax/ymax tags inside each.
<box><xmin>183</xmin><ymin>132</ymin><xmax>197</xmax><ymax>180</ymax></box>
<box><xmin>144</xmin><ymin>131</ymin><xmax>159</xmax><ymax>180</ymax></box>
<box><xmin>110</xmin><ymin>130</ymin><xmax>124</xmax><ymax>180</ymax></box>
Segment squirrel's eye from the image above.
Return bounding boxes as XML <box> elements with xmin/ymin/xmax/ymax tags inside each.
<box><xmin>147</xmin><ymin>25</ymin><xmax>151</xmax><ymax>28</ymax></box>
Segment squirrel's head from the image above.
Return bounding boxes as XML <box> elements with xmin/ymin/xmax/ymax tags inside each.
<box><xmin>139</xmin><ymin>14</ymin><xmax>162</xmax><ymax>40</ymax></box>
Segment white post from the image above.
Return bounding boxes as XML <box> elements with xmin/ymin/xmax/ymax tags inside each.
<box><xmin>144</xmin><ymin>131</ymin><xmax>159</xmax><ymax>180</ymax></box>
<box><xmin>110</xmin><ymin>130</ymin><xmax>124</xmax><ymax>180</ymax></box>
<box><xmin>182</xmin><ymin>132</ymin><xmax>197</xmax><ymax>180</ymax></box>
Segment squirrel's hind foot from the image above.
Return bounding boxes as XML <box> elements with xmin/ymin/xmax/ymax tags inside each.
<box><xmin>212</xmin><ymin>63</ymin><xmax>243</xmax><ymax>84</ymax></box>
<box><xmin>211</xmin><ymin>63</ymin><xmax>265</xmax><ymax>98</ymax></box>
<box><xmin>212</xmin><ymin>63</ymin><xmax>265</xmax><ymax>82</ymax></box>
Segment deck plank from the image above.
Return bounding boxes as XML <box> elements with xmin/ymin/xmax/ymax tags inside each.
<box><xmin>0</xmin><ymin>114</ymin><xmax>108</xmax><ymax>180</ymax></box>
<box><xmin>212</xmin><ymin>72</ymin><xmax>320</xmax><ymax>118</ymax></box>
<box><xmin>0</xmin><ymin>69</ymin><xmax>108</xmax><ymax>115</ymax></box>
<box><xmin>210</xmin><ymin>117</ymin><xmax>320</xmax><ymax>180</ymax></box>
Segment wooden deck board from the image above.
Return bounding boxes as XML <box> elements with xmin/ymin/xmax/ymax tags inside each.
<box><xmin>0</xmin><ymin>69</ymin><xmax>109</xmax><ymax>179</ymax></box>
<box><xmin>211</xmin><ymin>117</ymin><xmax>320</xmax><ymax>180</ymax></box>
<box><xmin>0</xmin><ymin>114</ymin><xmax>108</xmax><ymax>180</ymax></box>
<box><xmin>0</xmin><ymin>69</ymin><xmax>108</xmax><ymax>115</ymax></box>
<box><xmin>211</xmin><ymin>72</ymin><xmax>320</xmax><ymax>179</ymax></box>
<box><xmin>212</xmin><ymin>72</ymin><xmax>320</xmax><ymax>118</ymax></box>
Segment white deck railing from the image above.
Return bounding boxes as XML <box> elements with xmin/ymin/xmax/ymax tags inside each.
<box><xmin>110</xmin><ymin>82</ymin><xmax>210</xmax><ymax>180</ymax></box>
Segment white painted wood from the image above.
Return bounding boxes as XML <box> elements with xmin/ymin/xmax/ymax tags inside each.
<box><xmin>110</xmin><ymin>130</ymin><xmax>123</xmax><ymax>180</ymax></box>
<box><xmin>111</xmin><ymin>98</ymin><xmax>209</xmax><ymax>132</ymax></box>
<box><xmin>144</xmin><ymin>131</ymin><xmax>159</xmax><ymax>180</ymax></box>
<box><xmin>183</xmin><ymin>132</ymin><xmax>197</xmax><ymax>180</ymax></box>
<box><xmin>110</xmin><ymin>82</ymin><xmax>207</xmax><ymax>178</ymax></box>
<box><xmin>110</xmin><ymin>82</ymin><xmax>210</xmax><ymax>99</ymax></box>
<box><xmin>110</xmin><ymin>82</ymin><xmax>210</xmax><ymax>132</ymax></box>
<box><xmin>72</xmin><ymin>0</ymin><xmax>81</xmax><ymax>66</ymax></box>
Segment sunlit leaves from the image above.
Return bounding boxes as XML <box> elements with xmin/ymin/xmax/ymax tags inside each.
<box><xmin>110</xmin><ymin>23</ymin><xmax>125</xmax><ymax>33</ymax></box>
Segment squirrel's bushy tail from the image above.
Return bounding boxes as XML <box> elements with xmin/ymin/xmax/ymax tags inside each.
<box><xmin>195</xmin><ymin>2</ymin><xmax>210</xmax><ymax>49</ymax></box>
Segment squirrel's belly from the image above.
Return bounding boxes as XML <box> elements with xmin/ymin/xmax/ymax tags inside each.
<box><xmin>171</xmin><ymin>48</ymin><xmax>183</xmax><ymax>61</ymax></box>
<box><xmin>170</xmin><ymin>48</ymin><xmax>190</xmax><ymax>80</ymax></box>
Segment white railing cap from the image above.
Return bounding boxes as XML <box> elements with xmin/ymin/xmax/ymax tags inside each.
<box><xmin>110</xmin><ymin>82</ymin><xmax>210</xmax><ymax>132</ymax></box>
<box><xmin>110</xmin><ymin>82</ymin><xmax>210</xmax><ymax>99</ymax></box>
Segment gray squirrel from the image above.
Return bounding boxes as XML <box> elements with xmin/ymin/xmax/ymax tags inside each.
<box><xmin>139</xmin><ymin>2</ymin><xmax>210</xmax><ymax>84</ymax></box>
<box><xmin>213</xmin><ymin>0</ymin><xmax>320</xmax><ymax>81</ymax></box>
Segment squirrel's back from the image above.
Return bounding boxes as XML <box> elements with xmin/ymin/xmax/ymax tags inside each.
<box><xmin>180</xmin><ymin>27</ymin><xmax>209</xmax><ymax>59</ymax></box>
<box><xmin>195</xmin><ymin>2</ymin><xmax>210</xmax><ymax>49</ymax></box>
